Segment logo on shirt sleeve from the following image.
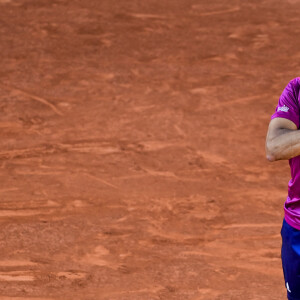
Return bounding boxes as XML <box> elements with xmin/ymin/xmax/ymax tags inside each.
<box><xmin>278</xmin><ymin>105</ymin><xmax>290</xmax><ymax>112</ymax></box>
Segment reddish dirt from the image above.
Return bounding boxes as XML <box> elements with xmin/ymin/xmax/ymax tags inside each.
<box><xmin>0</xmin><ymin>0</ymin><xmax>298</xmax><ymax>299</ymax></box>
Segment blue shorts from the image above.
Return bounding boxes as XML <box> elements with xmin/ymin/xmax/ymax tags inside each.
<box><xmin>281</xmin><ymin>218</ymin><xmax>300</xmax><ymax>300</ymax></box>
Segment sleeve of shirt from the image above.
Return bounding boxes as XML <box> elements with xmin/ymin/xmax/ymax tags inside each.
<box><xmin>271</xmin><ymin>78</ymin><xmax>300</xmax><ymax>128</ymax></box>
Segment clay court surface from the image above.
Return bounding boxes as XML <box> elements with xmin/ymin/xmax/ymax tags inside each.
<box><xmin>0</xmin><ymin>0</ymin><xmax>299</xmax><ymax>299</ymax></box>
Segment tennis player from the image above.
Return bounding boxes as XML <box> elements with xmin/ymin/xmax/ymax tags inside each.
<box><xmin>266</xmin><ymin>77</ymin><xmax>300</xmax><ymax>300</ymax></box>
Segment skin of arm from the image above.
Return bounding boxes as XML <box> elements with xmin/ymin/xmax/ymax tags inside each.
<box><xmin>266</xmin><ymin>117</ymin><xmax>300</xmax><ymax>161</ymax></box>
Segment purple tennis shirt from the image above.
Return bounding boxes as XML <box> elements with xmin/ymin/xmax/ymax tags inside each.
<box><xmin>271</xmin><ymin>77</ymin><xmax>300</xmax><ymax>230</ymax></box>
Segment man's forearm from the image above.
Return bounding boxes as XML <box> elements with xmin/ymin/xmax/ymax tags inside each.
<box><xmin>266</xmin><ymin>128</ymin><xmax>300</xmax><ymax>161</ymax></box>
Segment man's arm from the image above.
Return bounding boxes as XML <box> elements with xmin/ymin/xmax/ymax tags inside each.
<box><xmin>266</xmin><ymin>117</ymin><xmax>300</xmax><ymax>161</ymax></box>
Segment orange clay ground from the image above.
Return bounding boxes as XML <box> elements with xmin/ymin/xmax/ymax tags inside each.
<box><xmin>0</xmin><ymin>0</ymin><xmax>298</xmax><ymax>299</ymax></box>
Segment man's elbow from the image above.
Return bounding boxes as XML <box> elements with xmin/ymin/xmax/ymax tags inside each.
<box><xmin>266</xmin><ymin>152</ymin><xmax>276</xmax><ymax>162</ymax></box>
<box><xmin>265</xmin><ymin>142</ymin><xmax>278</xmax><ymax>162</ymax></box>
